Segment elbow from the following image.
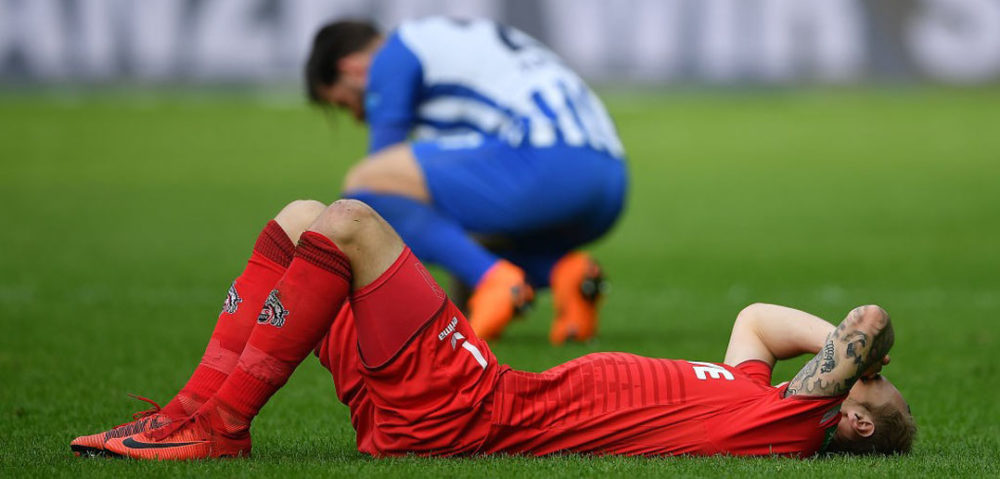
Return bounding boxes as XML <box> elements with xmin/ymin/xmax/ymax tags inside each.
<box><xmin>847</xmin><ymin>304</ymin><xmax>891</xmax><ymax>332</ymax></box>
<box><xmin>846</xmin><ymin>304</ymin><xmax>894</xmax><ymax>353</ymax></box>
<box><xmin>732</xmin><ymin>303</ymin><xmax>769</xmax><ymax>336</ymax></box>
<box><xmin>735</xmin><ymin>303</ymin><xmax>768</xmax><ymax>326</ymax></box>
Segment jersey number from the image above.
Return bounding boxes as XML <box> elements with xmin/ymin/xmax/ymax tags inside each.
<box><xmin>496</xmin><ymin>24</ymin><xmax>529</xmax><ymax>51</ymax></box>
<box><xmin>439</xmin><ymin>316</ymin><xmax>488</xmax><ymax>370</ymax></box>
<box><xmin>688</xmin><ymin>361</ymin><xmax>735</xmax><ymax>381</ymax></box>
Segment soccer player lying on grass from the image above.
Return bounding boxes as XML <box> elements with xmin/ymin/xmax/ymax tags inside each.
<box><xmin>306</xmin><ymin>17</ymin><xmax>628</xmax><ymax>344</ymax></box>
<box><xmin>71</xmin><ymin>200</ymin><xmax>915</xmax><ymax>459</ymax></box>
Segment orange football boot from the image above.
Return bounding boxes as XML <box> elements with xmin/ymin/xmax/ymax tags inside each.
<box><xmin>104</xmin><ymin>404</ymin><xmax>250</xmax><ymax>460</ymax></box>
<box><xmin>70</xmin><ymin>394</ymin><xmax>173</xmax><ymax>457</ymax></box>
<box><xmin>468</xmin><ymin>260</ymin><xmax>534</xmax><ymax>340</ymax></box>
<box><xmin>549</xmin><ymin>252</ymin><xmax>607</xmax><ymax>345</ymax></box>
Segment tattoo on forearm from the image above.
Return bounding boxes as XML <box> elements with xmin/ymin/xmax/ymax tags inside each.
<box><xmin>844</xmin><ymin>331</ymin><xmax>867</xmax><ymax>365</ymax></box>
<box><xmin>820</xmin><ymin>341</ymin><xmax>836</xmax><ymax>373</ymax></box>
<box><xmin>785</xmin><ymin>305</ymin><xmax>894</xmax><ymax>397</ymax></box>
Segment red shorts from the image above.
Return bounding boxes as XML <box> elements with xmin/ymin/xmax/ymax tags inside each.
<box><xmin>314</xmin><ymin>248</ymin><xmax>505</xmax><ymax>456</ymax></box>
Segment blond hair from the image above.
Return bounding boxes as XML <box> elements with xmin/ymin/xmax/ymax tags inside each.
<box><xmin>828</xmin><ymin>402</ymin><xmax>916</xmax><ymax>455</ymax></box>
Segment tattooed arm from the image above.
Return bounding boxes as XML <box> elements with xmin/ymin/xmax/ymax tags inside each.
<box><xmin>724</xmin><ymin>303</ymin><xmax>835</xmax><ymax>368</ymax></box>
<box><xmin>784</xmin><ymin>305</ymin><xmax>894</xmax><ymax>398</ymax></box>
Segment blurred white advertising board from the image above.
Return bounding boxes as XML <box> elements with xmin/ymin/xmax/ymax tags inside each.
<box><xmin>1</xmin><ymin>0</ymin><xmax>998</xmax><ymax>84</ymax></box>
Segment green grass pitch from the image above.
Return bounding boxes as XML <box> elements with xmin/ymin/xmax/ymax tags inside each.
<box><xmin>1</xmin><ymin>87</ymin><xmax>998</xmax><ymax>477</ymax></box>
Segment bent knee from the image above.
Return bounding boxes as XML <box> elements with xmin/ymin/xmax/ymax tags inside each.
<box><xmin>342</xmin><ymin>162</ymin><xmax>370</xmax><ymax>193</ymax></box>
<box><xmin>342</xmin><ymin>151</ymin><xmax>396</xmax><ymax>193</ymax></box>
<box><xmin>275</xmin><ymin>199</ymin><xmax>327</xmax><ymax>243</ymax></box>
<box><xmin>277</xmin><ymin>200</ymin><xmax>326</xmax><ymax>224</ymax></box>
<box><xmin>341</xmin><ymin>146</ymin><xmax>428</xmax><ymax>200</ymax></box>
<box><xmin>309</xmin><ymin>199</ymin><xmax>378</xmax><ymax>245</ymax></box>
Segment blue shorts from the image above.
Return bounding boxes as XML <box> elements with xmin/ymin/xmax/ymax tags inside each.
<box><xmin>413</xmin><ymin>137</ymin><xmax>627</xmax><ymax>285</ymax></box>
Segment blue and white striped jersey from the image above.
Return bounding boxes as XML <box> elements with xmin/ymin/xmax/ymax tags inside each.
<box><xmin>365</xmin><ymin>17</ymin><xmax>625</xmax><ymax>158</ymax></box>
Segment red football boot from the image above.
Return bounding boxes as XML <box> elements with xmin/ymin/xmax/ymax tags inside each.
<box><xmin>549</xmin><ymin>252</ymin><xmax>607</xmax><ymax>345</ymax></box>
<box><xmin>468</xmin><ymin>260</ymin><xmax>534</xmax><ymax>341</ymax></box>
<box><xmin>70</xmin><ymin>394</ymin><xmax>173</xmax><ymax>457</ymax></box>
<box><xmin>104</xmin><ymin>401</ymin><xmax>251</xmax><ymax>460</ymax></box>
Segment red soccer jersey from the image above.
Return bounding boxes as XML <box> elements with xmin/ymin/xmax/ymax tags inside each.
<box><xmin>482</xmin><ymin>354</ymin><xmax>845</xmax><ymax>457</ymax></box>
<box><xmin>314</xmin><ymin>248</ymin><xmax>845</xmax><ymax>458</ymax></box>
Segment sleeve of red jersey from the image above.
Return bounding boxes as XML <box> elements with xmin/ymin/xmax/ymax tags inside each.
<box><xmin>734</xmin><ymin>359</ymin><xmax>774</xmax><ymax>387</ymax></box>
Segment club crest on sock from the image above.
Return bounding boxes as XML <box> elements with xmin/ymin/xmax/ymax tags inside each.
<box><xmin>221</xmin><ymin>281</ymin><xmax>243</xmax><ymax>315</ymax></box>
<box><xmin>257</xmin><ymin>290</ymin><xmax>288</xmax><ymax>327</ymax></box>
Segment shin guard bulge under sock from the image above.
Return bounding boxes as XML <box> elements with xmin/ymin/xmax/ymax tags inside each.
<box><xmin>161</xmin><ymin>220</ymin><xmax>294</xmax><ymax>419</ymax></box>
<box><xmin>209</xmin><ymin>231</ymin><xmax>352</xmax><ymax>430</ymax></box>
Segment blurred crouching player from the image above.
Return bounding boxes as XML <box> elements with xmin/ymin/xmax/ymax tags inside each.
<box><xmin>304</xmin><ymin>17</ymin><xmax>628</xmax><ymax>343</ymax></box>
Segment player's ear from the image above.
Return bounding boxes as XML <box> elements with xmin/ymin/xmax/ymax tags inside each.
<box><xmin>850</xmin><ymin>411</ymin><xmax>875</xmax><ymax>438</ymax></box>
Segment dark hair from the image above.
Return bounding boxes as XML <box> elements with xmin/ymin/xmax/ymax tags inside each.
<box><xmin>304</xmin><ymin>20</ymin><xmax>380</xmax><ymax>105</ymax></box>
<box><xmin>827</xmin><ymin>402</ymin><xmax>917</xmax><ymax>455</ymax></box>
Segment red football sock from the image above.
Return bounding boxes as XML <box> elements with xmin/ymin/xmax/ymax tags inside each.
<box><xmin>160</xmin><ymin>220</ymin><xmax>294</xmax><ymax>419</ymax></box>
<box><xmin>207</xmin><ymin>231</ymin><xmax>352</xmax><ymax>434</ymax></box>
